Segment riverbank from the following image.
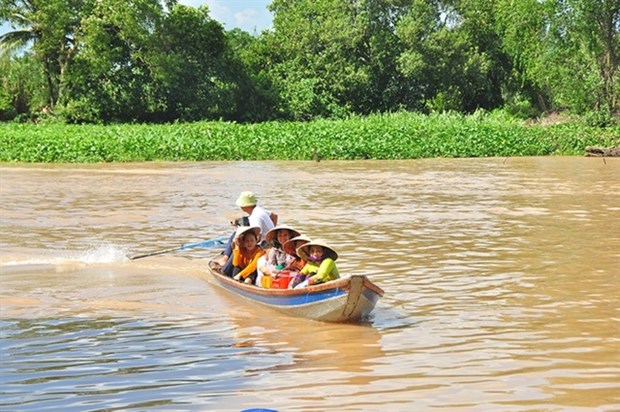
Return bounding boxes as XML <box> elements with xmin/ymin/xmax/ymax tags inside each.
<box><xmin>1</xmin><ymin>112</ymin><xmax>618</xmax><ymax>162</ymax></box>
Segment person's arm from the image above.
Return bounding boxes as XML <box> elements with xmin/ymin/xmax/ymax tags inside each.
<box><xmin>232</xmin><ymin>247</ymin><xmax>242</xmax><ymax>267</ymax></box>
<box><xmin>257</xmin><ymin>255</ymin><xmax>269</xmax><ymax>275</ymax></box>
<box><xmin>270</xmin><ymin>212</ymin><xmax>278</xmax><ymax>226</ymax></box>
<box><xmin>258</xmin><ymin>253</ymin><xmax>276</xmax><ymax>276</ymax></box>
<box><xmin>223</xmin><ymin>231</ymin><xmax>235</xmax><ymax>257</ymax></box>
<box><xmin>239</xmin><ymin>249</ymin><xmax>265</xmax><ymax>279</ymax></box>
<box><xmin>300</xmin><ymin>262</ymin><xmax>312</xmax><ymax>275</ymax></box>
<box><xmin>308</xmin><ymin>258</ymin><xmax>337</xmax><ymax>284</ymax></box>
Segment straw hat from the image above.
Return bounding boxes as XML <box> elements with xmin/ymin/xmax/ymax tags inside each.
<box><xmin>297</xmin><ymin>239</ymin><xmax>338</xmax><ymax>261</ymax></box>
<box><xmin>236</xmin><ymin>191</ymin><xmax>257</xmax><ymax>207</ymax></box>
<box><xmin>283</xmin><ymin>235</ymin><xmax>311</xmax><ymax>256</ymax></box>
<box><xmin>234</xmin><ymin>225</ymin><xmax>261</xmax><ymax>241</ymax></box>
<box><xmin>266</xmin><ymin>225</ymin><xmax>301</xmax><ymax>243</ymax></box>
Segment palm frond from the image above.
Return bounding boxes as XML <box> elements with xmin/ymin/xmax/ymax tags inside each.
<box><xmin>11</xmin><ymin>13</ymin><xmax>32</xmax><ymax>27</ymax></box>
<box><xmin>0</xmin><ymin>29</ymin><xmax>35</xmax><ymax>59</ymax></box>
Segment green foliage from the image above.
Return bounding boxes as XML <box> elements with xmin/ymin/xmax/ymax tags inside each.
<box><xmin>0</xmin><ymin>0</ymin><xmax>96</xmax><ymax>108</ymax></box>
<box><xmin>222</xmin><ymin>30</ymin><xmax>280</xmax><ymax>122</ymax></box>
<box><xmin>65</xmin><ymin>0</ymin><xmax>166</xmax><ymax>122</ymax></box>
<box><xmin>267</xmin><ymin>0</ymin><xmax>410</xmax><ymax>119</ymax></box>
<box><xmin>581</xmin><ymin>107</ymin><xmax>619</xmax><ymax>127</ymax></box>
<box><xmin>0</xmin><ymin>54</ymin><xmax>48</xmax><ymax>120</ymax></box>
<box><xmin>497</xmin><ymin>0</ymin><xmax>619</xmax><ymax>114</ymax></box>
<box><xmin>503</xmin><ymin>93</ymin><xmax>539</xmax><ymax>119</ymax></box>
<box><xmin>0</xmin><ymin>0</ymin><xmax>618</xmax><ymax>123</ymax></box>
<box><xmin>0</xmin><ymin>60</ymin><xmax>16</xmax><ymax>120</ymax></box>
<box><xmin>55</xmin><ymin>97</ymin><xmax>102</xmax><ymax>124</ymax></box>
<box><xmin>148</xmin><ymin>4</ymin><xmax>230</xmax><ymax>121</ymax></box>
<box><xmin>1</xmin><ymin>112</ymin><xmax>617</xmax><ymax>163</ymax></box>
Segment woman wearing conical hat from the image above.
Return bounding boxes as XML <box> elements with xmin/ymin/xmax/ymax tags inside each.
<box><xmin>282</xmin><ymin>235</ymin><xmax>310</xmax><ymax>273</ymax></box>
<box><xmin>256</xmin><ymin>225</ymin><xmax>300</xmax><ymax>287</ymax></box>
<box><xmin>292</xmin><ymin>239</ymin><xmax>340</xmax><ymax>289</ymax></box>
<box><xmin>231</xmin><ymin>226</ymin><xmax>265</xmax><ymax>285</ymax></box>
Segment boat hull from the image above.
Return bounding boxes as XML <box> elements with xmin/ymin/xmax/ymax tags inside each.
<box><xmin>205</xmin><ymin>261</ymin><xmax>384</xmax><ymax>322</ymax></box>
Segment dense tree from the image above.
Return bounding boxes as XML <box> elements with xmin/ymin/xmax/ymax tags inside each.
<box><xmin>549</xmin><ymin>0</ymin><xmax>619</xmax><ymax>114</ymax></box>
<box><xmin>497</xmin><ymin>0</ymin><xmax>619</xmax><ymax>116</ymax></box>
<box><xmin>149</xmin><ymin>4</ymin><xmax>229</xmax><ymax>121</ymax></box>
<box><xmin>2</xmin><ymin>0</ymin><xmax>241</xmax><ymax>122</ymax></box>
<box><xmin>267</xmin><ymin>0</ymin><xmax>353</xmax><ymax>119</ymax></box>
<box><xmin>0</xmin><ymin>53</ymin><xmax>46</xmax><ymax>119</ymax></box>
<box><xmin>0</xmin><ymin>0</ymin><xmax>95</xmax><ymax>108</ymax></box>
<box><xmin>58</xmin><ymin>1</ymin><xmax>235</xmax><ymax>122</ymax></box>
<box><xmin>1</xmin><ymin>0</ymin><xmax>617</xmax><ymax>123</ymax></box>
<box><xmin>395</xmin><ymin>0</ymin><xmax>510</xmax><ymax>113</ymax></box>
<box><xmin>267</xmin><ymin>0</ymin><xmax>410</xmax><ymax>119</ymax></box>
<box><xmin>266</xmin><ymin>0</ymin><xmax>511</xmax><ymax>117</ymax></box>
<box><xmin>224</xmin><ymin>29</ymin><xmax>279</xmax><ymax>122</ymax></box>
<box><xmin>63</xmin><ymin>0</ymin><xmax>167</xmax><ymax>122</ymax></box>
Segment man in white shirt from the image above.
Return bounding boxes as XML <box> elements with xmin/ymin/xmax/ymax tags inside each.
<box><xmin>236</xmin><ymin>191</ymin><xmax>278</xmax><ymax>237</ymax></box>
<box><xmin>215</xmin><ymin>191</ymin><xmax>278</xmax><ymax>276</ymax></box>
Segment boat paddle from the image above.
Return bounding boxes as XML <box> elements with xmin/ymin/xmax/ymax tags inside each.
<box><xmin>129</xmin><ymin>235</ymin><xmax>229</xmax><ymax>261</ymax></box>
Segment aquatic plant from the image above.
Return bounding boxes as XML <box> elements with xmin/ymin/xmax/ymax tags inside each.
<box><xmin>0</xmin><ymin>112</ymin><xmax>618</xmax><ymax>162</ymax></box>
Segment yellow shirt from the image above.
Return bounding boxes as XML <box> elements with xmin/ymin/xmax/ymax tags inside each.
<box><xmin>301</xmin><ymin>257</ymin><xmax>339</xmax><ymax>284</ymax></box>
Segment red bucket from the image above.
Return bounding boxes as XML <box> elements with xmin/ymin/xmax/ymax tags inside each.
<box><xmin>272</xmin><ymin>271</ymin><xmax>294</xmax><ymax>289</ymax></box>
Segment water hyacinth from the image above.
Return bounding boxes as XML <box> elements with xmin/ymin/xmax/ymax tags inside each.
<box><xmin>0</xmin><ymin>112</ymin><xmax>618</xmax><ymax>162</ymax></box>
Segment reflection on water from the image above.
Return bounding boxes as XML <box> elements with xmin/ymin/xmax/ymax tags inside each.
<box><xmin>1</xmin><ymin>316</ymin><xmax>259</xmax><ymax>411</ymax></box>
<box><xmin>1</xmin><ymin>158</ymin><xmax>619</xmax><ymax>411</ymax></box>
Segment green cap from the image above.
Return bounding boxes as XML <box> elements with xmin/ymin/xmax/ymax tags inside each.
<box><xmin>236</xmin><ymin>191</ymin><xmax>257</xmax><ymax>207</ymax></box>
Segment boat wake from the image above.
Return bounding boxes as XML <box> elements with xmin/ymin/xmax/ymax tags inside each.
<box><xmin>75</xmin><ymin>244</ymin><xmax>130</xmax><ymax>263</ymax></box>
<box><xmin>0</xmin><ymin>244</ymin><xmax>130</xmax><ymax>268</ymax></box>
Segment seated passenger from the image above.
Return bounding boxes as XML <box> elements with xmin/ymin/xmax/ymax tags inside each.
<box><xmin>283</xmin><ymin>235</ymin><xmax>310</xmax><ymax>272</ymax></box>
<box><xmin>231</xmin><ymin>226</ymin><xmax>265</xmax><ymax>285</ymax></box>
<box><xmin>257</xmin><ymin>225</ymin><xmax>300</xmax><ymax>288</ymax></box>
<box><xmin>214</xmin><ymin>191</ymin><xmax>277</xmax><ymax>274</ymax></box>
<box><xmin>292</xmin><ymin>239</ymin><xmax>339</xmax><ymax>288</ymax></box>
<box><xmin>282</xmin><ymin>235</ymin><xmax>311</xmax><ymax>288</ymax></box>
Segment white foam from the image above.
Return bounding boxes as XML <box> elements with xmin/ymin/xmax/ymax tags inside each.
<box><xmin>1</xmin><ymin>244</ymin><xmax>130</xmax><ymax>267</ymax></box>
<box><xmin>78</xmin><ymin>244</ymin><xmax>130</xmax><ymax>263</ymax></box>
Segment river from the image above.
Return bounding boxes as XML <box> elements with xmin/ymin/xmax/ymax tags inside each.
<box><xmin>1</xmin><ymin>157</ymin><xmax>618</xmax><ymax>411</ymax></box>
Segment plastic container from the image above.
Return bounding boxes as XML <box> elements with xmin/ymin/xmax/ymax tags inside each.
<box><xmin>271</xmin><ymin>271</ymin><xmax>294</xmax><ymax>289</ymax></box>
<box><xmin>261</xmin><ymin>276</ymin><xmax>273</xmax><ymax>288</ymax></box>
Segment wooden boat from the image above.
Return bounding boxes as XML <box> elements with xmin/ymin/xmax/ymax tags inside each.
<box><xmin>206</xmin><ymin>260</ymin><xmax>384</xmax><ymax>323</ymax></box>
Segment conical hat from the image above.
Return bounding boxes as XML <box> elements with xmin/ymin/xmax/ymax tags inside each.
<box><xmin>234</xmin><ymin>225</ymin><xmax>261</xmax><ymax>241</ymax></box>
<box><xmin>282</xmin><ymin>235</ymin><xmax>311</xmax><ymax>256</ymax></box>
<box><xmin>265</xmin><ymin>225</ymin><xmax>301</xmax><ymax>243</ymax></box>
<box><xmin>297</xmin><ymin>239</ymin><xmax>338</xmax><ymax>261</ymax></box>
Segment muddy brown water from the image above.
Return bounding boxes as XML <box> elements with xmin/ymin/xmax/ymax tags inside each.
<box><xmin>1</xmin><ymin>157</ymin><xmax>618</xmax><ymax>411</ymax></box>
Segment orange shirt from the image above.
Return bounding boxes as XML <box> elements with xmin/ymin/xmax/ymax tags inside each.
<box><xmin>286</xmin><ymin>257</ymin><xmax>306</xmax><ymax>272</ymax></box>
<box><xmin>232</xmin><ymin>246</ymin><xmax>265</xmax><ymax>279</ymax></box>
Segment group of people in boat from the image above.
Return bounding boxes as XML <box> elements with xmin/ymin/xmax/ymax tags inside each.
<box><xmin>210</xmin><ymin>191</ymin><xmax>340</xmax><ymax>289</ymax></box>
